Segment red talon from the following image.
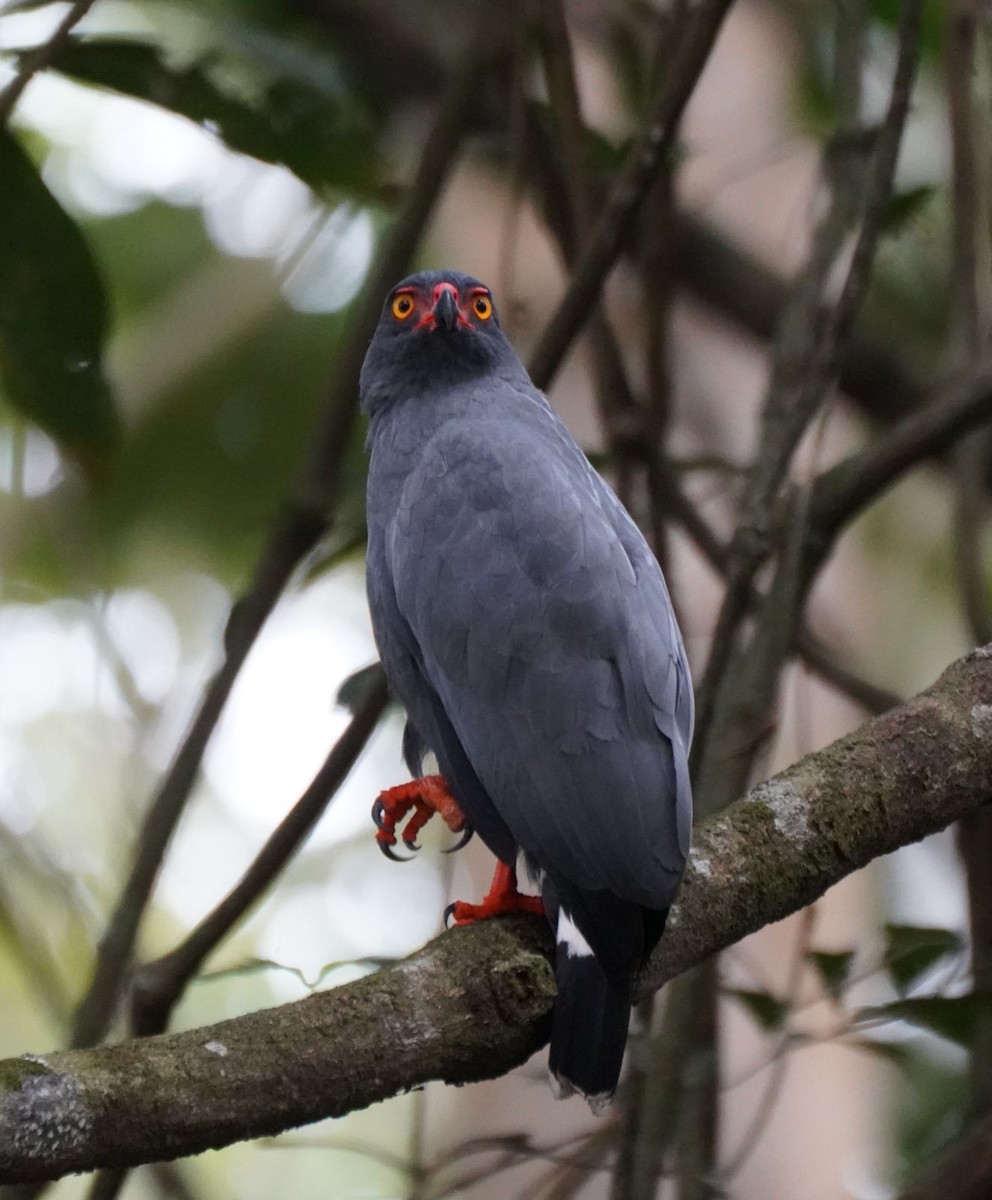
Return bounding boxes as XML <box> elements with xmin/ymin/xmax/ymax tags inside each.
<box><xmin>445</xmin><ymin>860</ymin><xmax>545</xmax><ymax>926</ymax></box>
<box><xmin>373</xmin><ymin>775</ymin><xmax>471</xmax><ymax>859</ymax></box>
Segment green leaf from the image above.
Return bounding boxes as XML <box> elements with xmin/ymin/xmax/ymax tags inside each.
<box><xmin>845</xmin><ymin>1037</ymin><xmax>914</xmax><ymax>1072</ymax></box>
<box><xmin>855</xmin><ymin>995</ymin><xmax>979</xmax><ymax>1049</ymax></box>
<box><xmin>882</xmin><ymin>924</ymin><xmax>964</xmax><ymax>995</ymax></box>
<box><xmin>794</xmin><ymin>60</ymin><xmax>835</xmax><ymax>136</ymax></box>
<box><xmin>881</xmin><ymin>186</ymin><xmax>937</xmax><ymax>235</ymax></box>
<box><xmin>728</xmin><ymin>988</ymin><xmax>789</xmax><ymax>1032</ymax></box>
<box><xmin>35</xmin><ymin>39</ymin><xmax>380</xmax><ymax>196</ymax></box>
<box><xmin>871</xmin><ymin>0</ymin><xmax>944</xmax><ymax>60</ymax></box>
<box><xmin>0</xmin><ymin>130</ymin><xmax>118</xmax><ymax>477</ymax></box>
<box><xmin>807</xmin><ymin>949</ymin><xmax>855</xmax><ymax>1001</ymax></box>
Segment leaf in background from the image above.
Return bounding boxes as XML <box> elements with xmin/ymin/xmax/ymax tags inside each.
<box><xmin>845</xmin><ymin>1038</ymin><xmax>914</xmax><ymax>1072</ymax></box>
<box><xmin>872</xmin><ymin>0</ymin><xmax>944</xmax><ymax>60</ymax></box>
<box><xmin>807</xmin><ymin>949</ymin><xmax>855</xmax><ymax>1002</ymax></box>
<box><xmin>881</xmin><ymin>185</ymin><xmax>937</xmax><ymax>236</ymax></box>
<box><xmin>728</xmin><ymin>988</ymin><xmax>789</xmax><ymax>1032</ymax></box>
<box><xmin>882</xmin><ymin>924</ymin><xmax>964</xmax><ymax>995</ymax></box>
<box><xmin>0</xmin><ymin>129</ymin><xmax>118</xmax><ymax>477</ymax></box>
<box><xmin>33</xmin><ymin>39</ymin><xmax>380</xmax><ymax>197</ymax></box>
<box><xmin>855</xmin><ymin>995</ymin><xmax>979</xmax><ymax>1049</ymax></box>
<box><xmin>793</xmin><ymin>29</ymin><xmax>835</xmax><ymax>137</ymax></box>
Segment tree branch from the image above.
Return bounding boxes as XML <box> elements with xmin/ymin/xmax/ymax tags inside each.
<box><xmin>129</xmin><ymin>668</ymin><xmax>389</xmax><ymax>1038</ymax></box>
<box><xmin>0</xmin><ymin>0</ymin><xmax>98</xmax><ymax>129</ymax></box>
<box><xmin>807</xmin><ymin>366</ymin><xmax>992</xmax><ymax>565</ymax></box>
<box><xmin>527</xmin><ymin>0</ymin><xmax>736</xmax><ymax>389</ymax></box>
<box><xmin>2</xmin><ymin>646</ymin><xmax>991</xmax><ymax>1184</ymax></box>
<box><xmin>691</xmin><ymin>0</ymin><xmax>923</xmax><ymax>777</ymax></box>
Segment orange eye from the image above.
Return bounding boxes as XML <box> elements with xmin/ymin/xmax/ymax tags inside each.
<box><xmin>392</xmin><ymin>293</ymin><xmax>414</xmax><ymax>320</ymax></box>
<box><xmin>472</xmin><ymin>294</ymin><xmax>493</xmax><ymax>321</ymax></box>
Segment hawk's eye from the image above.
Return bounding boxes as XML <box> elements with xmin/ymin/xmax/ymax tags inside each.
<box><xmin>392</xmin><ymin>294</ymin><xmax>414</xmax><ymax>320</ymax></box>
<box><xmin>472</xmin><ymin>295</ymin><xmax>493</xmax><ymax>321</ymax></box>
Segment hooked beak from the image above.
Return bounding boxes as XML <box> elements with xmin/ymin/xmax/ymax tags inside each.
<box><xmin>432</xmin><ymin>286</ymin><xmax>459</xmax><ymax>332</ymax></box>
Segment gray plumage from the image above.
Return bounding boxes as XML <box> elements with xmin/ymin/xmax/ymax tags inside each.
<box><xmin>361</xmin><ymin>270</ymin><xmax>693</xmax><ymax>1106</ymax></box>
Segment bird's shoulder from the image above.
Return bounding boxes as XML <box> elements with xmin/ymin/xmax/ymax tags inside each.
<box><xmin>392</xmin><ymin>408</ymin><xmax>630</xmax><ymax>604</ymax></box>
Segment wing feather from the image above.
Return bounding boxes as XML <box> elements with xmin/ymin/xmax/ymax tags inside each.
<box><xmin>387</xmin><ymin>412</ymin><xmax>691</xmax><ymax>912</ymax></box>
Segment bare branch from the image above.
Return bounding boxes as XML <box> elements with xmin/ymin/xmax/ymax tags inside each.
<box><xmin>807</xmin><ymin>368</ymin><xmax>992</xmax><ymax>565</ymax></box>
<box><xmin>671</xmin><ymin>216</ymin><xmax>928</xmax><ymax>428</ymax></box>
<box><xmin>130</xmin><ymin>669</ymin><xmax>389</xmax><ymax>1038</ymax></box>
<box><xmin>527</xmin><ymin>0</ymin><xmax>736</xmax><ymax>389</ymax></box>
<box><xmin>0</xmin><ymin>0</ymin><xmax>98</xmax><ymax>128</ymax></box>
<box><xmin>2</xmin><ymin>646</ymin><xmax>991</xmax><ymax>1184</ymax></box>
<box><xmin>793</xmin><ymin>629</ymin><xmax>901</xmax><ymax>716</ymax></box>
<box><xmin>692</xmin><ymin>0</ymin><xmax>924</xmax><ymax>775</ymax></box>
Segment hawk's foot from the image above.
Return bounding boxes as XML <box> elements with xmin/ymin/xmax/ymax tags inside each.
<box><xmin>372</xmin><ymin>774</ymin><xmax>472</xmax><ymax>861</ymax></box>
<box><xmin>445</xmin><ymin>860</ymin><xmax>545</xmax><ymax>926</ymax></box>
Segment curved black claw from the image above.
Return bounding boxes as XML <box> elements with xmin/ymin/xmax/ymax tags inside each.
<box><xmin>442</xmin><ymin>824</ymin><xmax>474</xmax><ymax>854</ymax></box>
<box><xmin>371</xmin><ymin>798</ymin><xmax>390</xmax><ymax>833</ymax></box>
<box><xmin>403</xmin><ymin>837</ymin><xmax>422</xmax><ymax>852</ymax></box>
<box><xmin>443</xmin><ymin>902</ymin><xmax>458</xmax><ymax>928</ymax></box>
<box><xmin>379</xmin><ymin>840</ymin><xmax>413</xmax><ymax>863</ymax></box>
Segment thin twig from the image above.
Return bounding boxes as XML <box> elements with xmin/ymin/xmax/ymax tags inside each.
<box><xmin>529</xmin><ymin>1</ymin><xmax>644</xmax><ymax>515</ymax></box>
<box><xmin>943</xmin><ymin>0</ymin><xmax>992</xmax><ymax>1129</ymax></box>
<box><xmin>954</xmin><ymin>438</ymin><xmax>992</xmax><ymax>645</ymax></box>
<box><xmin>793</xmin><ymin>629</ymin><xmax>901</xmax><ymax>715</ymax></box>
<box><xmin>148</xmin><ymin>1162</ymin><xmax>198</xmax><ymax>1200</ymax></box>
<box><xmin>83</xmin><ymin>1170</ymin><xmax>125</xmax><ymax>1200</ymax></box>
<box><xmin>716</xmin><ymin>909</ymin><xmax>815</xmax><ymax>1182</ymax></box>
<box><xmin>671</xmin><ymin>214</ymin><xmax>930</xmax><ymax>429</ymax></box>
<box><xmin>609</xmin><ymin>971</ymin><xmax>704</xmax><ymax>1200</ymax></box>
<box><xmin>691</xmin><ymin>0</ymin><xmax>918</xmax><ymax>774</ymax></box>
<box><xmin>534</xmin><ymin>1126</ymin><xmax>619</xmax><ymax>1200</ymax></box>
<box><xmin>526</xmin><ymin>0</ymin><xmax>736</xmax><ymax>389</ymax></box>
<box><xmin>0</xmin><ymin>0</ymin><xmax>98</xmax><ymax>128</ymax></box>
<box><xmin>945</xmin><ymin>0</ymin><xmax>992</xmax><ymax>647</ymax></box>
<box><xmin>129</xmin><ymin>669</ymin><xmax>389</xmax><ymax>1037</ymax></box>
<box><xmin>671</xmin><ymin>14</ymin><xmax>916</xmax><ymax>1193</ymax></box>
<box><xmin>83</xmin><ymin>668</ymin><xmax>384</xmax><ymax>1200</ymax></box>
<box><xmin>808</xmin><ymin>367</ymin><xmax>992</xmax><ymax>569</ymax></box>
<box><xmin>672</xmin><ymin>961</ymin><xmax>719</xmax><ymax>1200</ymax></box>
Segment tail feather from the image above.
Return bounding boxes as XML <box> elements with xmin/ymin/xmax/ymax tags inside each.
<box><xmin>548</xmin><ymin>941</ymin><xmax>631</xmax><ymax>1113</ymax></box>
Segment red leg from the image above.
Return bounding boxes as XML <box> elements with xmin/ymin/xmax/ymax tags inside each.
<box><xmin>445</xmin><ymin>860</ymin><xmax>545</xmax><ymax>926</ymax></box>
<box><xmin>372</xmin><ymin>775</ymin><xmax>472</xmax><ymax>860</ymax></box>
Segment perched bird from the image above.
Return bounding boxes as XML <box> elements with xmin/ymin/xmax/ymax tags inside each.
<box><xmin>361</xmin><ymin>269</ymin><xmax>693</xmax><ymax>1110</ymax></box>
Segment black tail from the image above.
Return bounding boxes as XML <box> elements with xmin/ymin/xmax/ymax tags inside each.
<box><xmin>548</xmin><ymin>944</ymin><xmax>632</xmax><ymax>1113</ymax></box>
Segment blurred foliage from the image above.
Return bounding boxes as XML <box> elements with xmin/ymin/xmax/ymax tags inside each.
<box><xmin>0</xmin><ymin>127</ymin><xmax>117</xmax><ymax>474</ymax></box>
<box><xmin>33</xmin><ymin>36</ymin><xmax>383</xmax><ymax>197</ymax></box>
<box><xmin>891</xmin><ymin>1047</ymin><xmax>968</xmax><ymax>1186</ymax></box>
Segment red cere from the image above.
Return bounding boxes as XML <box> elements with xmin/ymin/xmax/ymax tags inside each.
<box><xmin>432</xmin><ymin>282</ymin><xmax>458</xmax><ymax>304</ymax></box>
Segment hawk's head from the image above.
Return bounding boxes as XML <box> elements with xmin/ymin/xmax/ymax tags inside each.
<box><xmin>360</xmin><ymin>270</ymin><xmax>521</xmax><ymax>415</ymax></box>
